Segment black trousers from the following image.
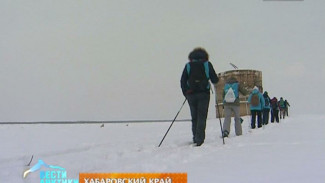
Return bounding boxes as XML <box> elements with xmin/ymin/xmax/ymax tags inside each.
<box><xmin>251</xmin><ymin>110</ymin><xmax>262</xmax><ymax>129</ymax></box>
<box><xmin>263</xmin><ymin>109</ymin><xmax>270</xmax><ymax>125</ymax></box>
<box><xmin>187</xmin><ymin>92</ymin><xmax>210</xmax><ymax>144</ymax></box>
<box><xmin>271</xmin><ymin>109</ymin><xmax>279</xmax><ymax>122</ymax></box>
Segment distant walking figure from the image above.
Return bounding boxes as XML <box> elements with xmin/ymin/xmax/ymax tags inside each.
<box><xmin>248</xmin><ymin>86</ymin><xmax>265</xmax><ymax>129</ymax></box>
<box><xmin>284</xmin><ymin>99</ymin><xmax>290</xmax><ymax>116</ymax></box>
<box><xmin>270</xmin><ymin>97</ymin><xmax>280</xmax><ymax>123</ymax></box>
<box><xmin>262</xmin><ymin>91</ymin><xmax>271</xmax><ymax>125</ymax></box>
<box><xmin>279</xmin><ymin>97</ymin><xmax>286</xmax><ymax>119</ymax></box>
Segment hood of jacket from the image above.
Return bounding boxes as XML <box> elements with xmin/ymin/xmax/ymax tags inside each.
<box><xmin>252</xmin><ymin>88</ymin><xmax>260</xmax><ymax>94</ymax></box>
<box><xmin>226</xmin><ymin>77</ymin><xmax>238</xmax><ymax>84</ymax></box>
<box><xmin>263</xmin><ymin>92</ymin><xmax>269</xmax><ymax>98</ymax></box>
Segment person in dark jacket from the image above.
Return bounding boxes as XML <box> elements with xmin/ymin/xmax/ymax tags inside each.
<box><xmin>284</xmin><ymin>99</ymin><xmax>290</xmax><ymax>116</ymax></box>
<box><xmin>270</xmin><ymin>97</ymin><xmax>280</xmax><ymax>123</ymax></box>
<box><xmin>180</xmin><ymin>47</ymin><xmax>219</xmax><ymax>146</ymax></box>
<box><xmin>279</xmin><ymin>97</ymin><xmax>286</xmax><ymax>119</ymax></box>
<box><xmin>263</xmin><ymin>91</ymin><xmax>271</xmax><ymax>125</ymax></box>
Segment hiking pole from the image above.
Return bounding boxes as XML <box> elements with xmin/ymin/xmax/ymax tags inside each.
<box><xmin>216</xmin><ymin>101</ymin><xmax>225</xmax><ymax>145</ymax></box>
<box><xmin>214</xmin><ymin>87</ymin><xmax>225</xmax><ymax>145</ymax></box>
<box><xmin>158</xmin><ymin>98</ymin><xmax>187</xmax><ymax>147</ymax></box>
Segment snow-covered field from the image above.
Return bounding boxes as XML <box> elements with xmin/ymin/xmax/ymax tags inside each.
<box><xmin>1</xmin><ymin>114</ymin><xmax>324</xmax><ymax>183</ymax></box>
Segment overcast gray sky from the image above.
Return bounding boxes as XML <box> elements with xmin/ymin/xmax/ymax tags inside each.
<box><xmin>1</xmin><ymin>0</ymin><xmax>324</xmax><ymax>122</ymax></box>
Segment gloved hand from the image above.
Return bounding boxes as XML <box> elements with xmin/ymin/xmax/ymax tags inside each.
<box><xmin>183</xmin><ymin>89</ymin><xmax>193</xmax><ymax>96</ymax></box>
<box><xmin>186</xmin><ymin>90</ymin><xmax>193</xmax><ymax>95</ymax></box>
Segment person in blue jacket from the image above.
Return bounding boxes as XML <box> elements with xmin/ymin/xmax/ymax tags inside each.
<box><xmin>263</xmin><ymin>91</ymin><xmax>271</xmax><ymax>125</ymax></box>
<box><xmin>248</xmin><ymin>86</ymin><xmax>265</xmax><ymax>129</ymax></box>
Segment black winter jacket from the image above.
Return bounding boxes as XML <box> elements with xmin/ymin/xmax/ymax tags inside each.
<box><xmin>180</xmin><ymin>61</ymin><xmax>219</xmax><ymax>96</ymax></box>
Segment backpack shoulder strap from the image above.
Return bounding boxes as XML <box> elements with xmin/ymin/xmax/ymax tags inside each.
<box><xmin>203</xmin><ymin>61</ymin><xmax>209</xmax><ymax>79</ymax></box>
<box><xmin>186</xmin><ymin>63</ymin><xmax>190</xmax><ymax>75</ymax></box>
<box><xmin>186</xmin><ymin>61</ymin><xmax>209</xmax><ymax>79</ymax></box>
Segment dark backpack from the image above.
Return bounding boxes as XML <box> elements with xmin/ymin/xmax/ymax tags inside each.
<box><xmin>251</xmin><ymin>93</ymin><xmax>260</xmax><ymax>107</ymax></box>
<box><xmin>186</xmin><ymin>61</ymin><xmax>209</xmax><ymax>92</ymax></box>
<box><xmin>271</xmin><ymin>99</ymin><xmax>278</xmax><ymax>109</ymax></box>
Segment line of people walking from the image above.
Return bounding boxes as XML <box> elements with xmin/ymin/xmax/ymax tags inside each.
<box><xmin>248</xmin><ymin>88</ymin><xmax>290</xmax><ymax>129</ymax></box>
<box><xmin>222</xmin><ymin>79</ymin><xmax>290</xmax><ymax>138</ymax></box>
<box><xmin>180</xmin><ymin>47</ymin><xmax>290</xmax><ymax>146</ymax></box>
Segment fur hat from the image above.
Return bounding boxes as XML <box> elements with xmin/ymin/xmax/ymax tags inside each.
<box><xmin>188</xmin><ymin>47</ymin><xmax>209</xmax><ymax>61</ymax></box>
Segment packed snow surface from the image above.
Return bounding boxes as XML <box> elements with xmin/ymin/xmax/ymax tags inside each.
<box><xmin>1</xmin><ymin>115</ymin><xmax>324</xmax><ymax>183</ymax></box>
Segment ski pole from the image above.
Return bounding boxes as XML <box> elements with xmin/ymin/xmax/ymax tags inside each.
<box><xmin>216</xmin><ymin>101</ymin><xmax>225</xmax><ymax>145</ymax></box>
<box><xmin>158</xmin><ymin>98</ymin><xmax>187</xmax><ymax>147</ymax></box>
<box><xmin>215</xmin><ymin>87</ymin><xmax>225</xmax><ymax>145</ymax></box>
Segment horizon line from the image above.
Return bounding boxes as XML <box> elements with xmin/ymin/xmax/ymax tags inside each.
<box><xmin>0</xmin><ymin>119</ymin><xmax>192</xmax><ymax>125</ymax></box>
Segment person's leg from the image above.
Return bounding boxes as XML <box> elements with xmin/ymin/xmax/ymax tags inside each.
<box><xmin>187</xmin><ymin>94</ymin><xmax>198</xmax><ymax>142</ymax></box>
<box><xmin>195</xmin><ymin>93</ymin><xmax>210</xmax><ymax>145</ymax></box>
<box><xmin>271</xmin><ymin>109</ymin><xmax>275</xmax><ymax>122</ymax></box>
<box><xmin>282</xmin><ymin>109</ymin><xmax>286</xmax><ymax>119</ymax></box>
<box><xmin>275</xmin><ymin>110</ymin><xmax>279</xmax><ymax>122</ymax></box>
<box><xmin>257</xmin><ymin>110</ymin><xmax>262</xmax><ymax>128</ymax></box>
<box><xmin>265</xmin><ymin>109</ymin><xmax>270</xmax><ymax>124</ymax></box>
<box><xmin>223</xmin><ymin>105</ymin><xmax>232</xmax><ymax>137</ymax></box>
<box><xmin>233</xmin><ymin>105</ymin><xmax>242</xmax><ymax>136</ymax></box>
<box><xmin>251</xmin><ymin>110</ymin><xmax>257</xmax><ymax>129</ymax></box>
<box><xmin>263</xmin><ymin>109</ymin><xmax>267</xmax><ymax>125</ymax></box>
